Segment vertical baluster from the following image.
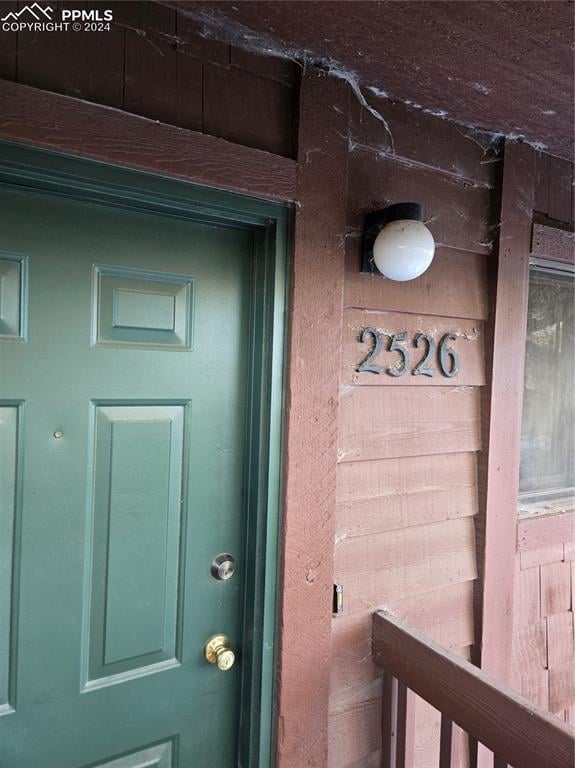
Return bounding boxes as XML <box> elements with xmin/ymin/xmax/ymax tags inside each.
<box><xmin>439</xmin><ymin>714</ymin><xmax>467</xmax><ymax>767</ymax></box>
<box><xmin>381</xmin><ymin>675</ymin><xmax>415</xmax><ymax>768</ymax></box>
<box><xmin>439</xmin><ymin>715</ymin><xmax>453</xmax><ymax>768</ymax></box>
<box><xmin>396</xmin><ymin>682</ymin><xmax>415</xmax><ymax>767</ymax></box>
<box><xmin>381</xmin><ymin>672</ymin><xmax>397</xmax><ymax>768</ymax></box>
<box><xmin>381</xmin><ymin>673</ymin><xmax>399</xmax><ymax>768</ymax></box>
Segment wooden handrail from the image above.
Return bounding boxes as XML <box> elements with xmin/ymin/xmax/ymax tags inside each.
<box><xmin>372</xmin><ymin>610</ymin><xmax>575</xmax><ymax>768</ymax></box>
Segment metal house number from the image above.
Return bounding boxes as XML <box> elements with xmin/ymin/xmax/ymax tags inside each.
<box><xmin>356</xmin><ymin>327</ymin><xmax>460</xmax><ymax>378</ymax></box>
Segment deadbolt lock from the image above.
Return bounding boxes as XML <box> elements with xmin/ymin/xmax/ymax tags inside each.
<box><xmin>211</xmin><ymin>553</ymin><xmax>235</xmax><ymax>581</ymax></box>
<box><xmin>204</xmin><ymin>634</ymin><xmax>235</xmax><ymax>671</ymax></box>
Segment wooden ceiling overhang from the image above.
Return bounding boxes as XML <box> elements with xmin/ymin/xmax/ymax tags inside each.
<box><xmin>165</xmin><ymin>0</ymin><xmax>574</xmax><ymax>160</ymax></box>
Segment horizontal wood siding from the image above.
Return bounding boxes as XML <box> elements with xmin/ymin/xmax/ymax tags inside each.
<box><xmin>339</xmin><ymin>386</ymin><xmax>482</xmax><ymax>462</ymax></box>
<box><xmin>1</xmin><ymin>1</ymin><xmax>299</xmax><ymax>159</ymax></box>
<box><xmin>330</xmin><ymin>97</ymin><xmax>498</xmax><ymax>768</ymax></box>
<box><xmin>344</xmin><ymin>247</ymin><xmax>489</xmax><ymax>319</ymax></box>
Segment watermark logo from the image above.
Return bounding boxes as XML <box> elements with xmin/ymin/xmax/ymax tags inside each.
<box><xmin>1</xmin><ymin>3</ymin><xmax>53</xmax><ymax>22</ymax></box>
<box><xmin>1</xmin><ymin>3</ymin><xmax>113</xmax><ymax>31</ymax></box>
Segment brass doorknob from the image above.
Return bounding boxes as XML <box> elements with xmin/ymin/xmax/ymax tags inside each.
<box><xmin>204</xmin><ymin>634</ymin><xmax>235</xmax><ymax>671</ymax></box>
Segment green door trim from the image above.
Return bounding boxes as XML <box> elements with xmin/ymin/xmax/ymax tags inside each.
<box><xmin>0</xmin><ymin>140</ymin><xmax>289</xmax><ymax>768</ymax></box>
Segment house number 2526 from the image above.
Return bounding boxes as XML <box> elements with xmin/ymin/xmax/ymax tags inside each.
<box><xmin>356</xmin><ymin>328</ymin><xmax>460</xmax><ymax>378</ymax></box>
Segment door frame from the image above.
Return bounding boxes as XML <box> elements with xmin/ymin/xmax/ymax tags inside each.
<box><xmin>0</xmin><ymin>139</ymin><xmax>289</xmax><ymax>768</ymax></box>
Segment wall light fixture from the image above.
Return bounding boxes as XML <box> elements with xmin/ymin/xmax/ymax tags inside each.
<box><xmin>361</xmin><ymin>202</ymin><xmax>435</xmax><ymax>281</ymax></box>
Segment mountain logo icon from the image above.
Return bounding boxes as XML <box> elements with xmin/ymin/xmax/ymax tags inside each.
<box><xmin>1</xmin><ymin>3</ymin><xmax>53</xmax><ymax>22</ymax></box>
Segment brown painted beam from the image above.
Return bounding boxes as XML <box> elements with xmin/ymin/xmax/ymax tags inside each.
<box><xmin>0</xmin><ymin>78</ymin><xmax>297</xmax><ymax>201</ymax></box>
<box><xmin>276</xmin><ymin>69</ymin><xmax>349</xmax><ymax>767</ymax></box>
<box><xmin>373</xmin><ymin>610</ymin><xmax>575</xmax><ymax>768</ymax></box>
<box><xmin>478</xmin><ymin>141</ymin><xmax>536</xmax><ymax>685</ymax></box>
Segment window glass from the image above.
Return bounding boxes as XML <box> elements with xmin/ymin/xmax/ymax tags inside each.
<box><xmin>519</xmin><ymin>266</ymin><xmax>575</xmax><ymax>515</ymax></box>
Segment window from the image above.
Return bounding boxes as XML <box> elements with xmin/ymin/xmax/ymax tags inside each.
<box><xmin>518</xmin><ymin>261</ymin><xmax>575</xmax><ymax>516</ymax></box>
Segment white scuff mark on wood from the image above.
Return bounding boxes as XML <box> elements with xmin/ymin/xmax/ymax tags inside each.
<box><xmin>353</xmin><ymin>321</ymin><xmax>481</xmax><ymax>341</ymax></box>
<box><xmin>423</xmin><ymin>108</ymin><xmax>449</xmax><ymax>118</ymax></box>
<box><xmin>305</xmin><ymin>148</ymin><xmax>328</xmax><ymax>164</ymax></box>
<box><xmin>471</xmin><ymin>82</ymin><xmax>492</xmax><ymax>95</ymax></box>
<box><xmin>367</xmin><ymin>85</ymin><xmax>390</xmax><ymax>99</ymax></box>
<box><xmin>305</xmin><ymin>560</ymin><xmax>321</xmax><ymax>584</ymax></box>
<box><xmin>337</xmin><ymin>448</ymin><xmax>351</xmax><ymax>463</ymax></box>
<box><xmin>462</xmin><ymin>327</ymin><xmax>480</xmax><ymax>340</ymax></box>
<box><xmin>113</xmin><ymin>21</ymin><xmax>168</xmax><ymax>56</ymax></box>
<box><xmin>351</xmin><ymin>323</ymin><xmax>395</xmax><ymax>337</ymax></box>
<box><xmin>335</xmin><ymin>531</ymin><xmax>349</xmax><ymax>546</ymax></box>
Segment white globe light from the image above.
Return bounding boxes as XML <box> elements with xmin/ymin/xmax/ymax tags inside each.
<box><xmin>372</xmin><ymin>219</ymin><xmax>435</xmax><ymax>281</ymax></box>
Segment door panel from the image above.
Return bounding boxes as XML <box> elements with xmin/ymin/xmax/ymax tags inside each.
<box><xmin>0</xmin><ymin>404</ymin><xmax>19</xmax><ymax>713</ymax></box>
<box><xmin>0</xmin><ymin>255</ymin><xmax>27</xmax><ymax>341</ymax></box>
<box><xmin>0</xmin><ymin>183</ymin><xmax>254</xmax><ymax>768</ymax></box>
<box><xmin>88</xmin><ymin>404</ymin><xmax>186</xmax><ymax>681</ymax></box>
<box><xmin>94</xmin><ymin>741</ymin><xmax>174</xmax><ymax>768</ymax></box>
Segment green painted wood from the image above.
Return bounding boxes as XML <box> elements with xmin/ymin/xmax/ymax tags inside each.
<box><xmin>0</xmin><ymin>143</ymin><xmax>288</xmax><ymax>768</ymax></box>
<box><xmin>0</xmin><ymin>256</ymin><xmax>28</xmax><ymax>340</ymax></box>
<box><xmin>0</xmin><ymin>404</ymin><xmax>20</xmax><ymax>714</ymax></box>
<box><xmin>91</xmin><ymin>405</ymin><xmax>185</xmax><ymax>673</ymax></box>
<box><xmin>89</xmin><ymin>741</ymin><xmax>174</xmax><ymax>768</ymax></box>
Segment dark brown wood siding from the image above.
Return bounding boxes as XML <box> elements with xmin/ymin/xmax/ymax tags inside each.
<box><xmin>331</xmin><ymin>93</ymin><xmax>500</xmax><ymax>768</ymax></box>
<box><xmin>0</xmin><ymin>1</ymin><xmax>299</xmax><ymax>159</ymax></box>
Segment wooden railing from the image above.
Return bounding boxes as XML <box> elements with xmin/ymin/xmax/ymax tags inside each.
<box><xmin>372</xmin><ymin>610</ymin><xmax>575</xmax><ymax>768</ymax></box>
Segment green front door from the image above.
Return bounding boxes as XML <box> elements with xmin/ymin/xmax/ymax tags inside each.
<box><xmin>0</xmin><ymin>161</ymin><xmax>280</xmax><ymax>768</ymax></box>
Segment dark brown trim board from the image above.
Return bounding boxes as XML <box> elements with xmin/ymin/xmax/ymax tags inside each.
<box><xmin>276</xmin><ymin>69</ymin><xmax>349</xmax><ymax>768</ymax></box>
<box><xmin>479</xmin><ymin>141</ymin><xmax>536</xmax><ymax>684</ymax></box>
<box><xmin>0</xmin><ymin>78</ymin><xmax>297</xmax><ymax>201</ymax></box>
